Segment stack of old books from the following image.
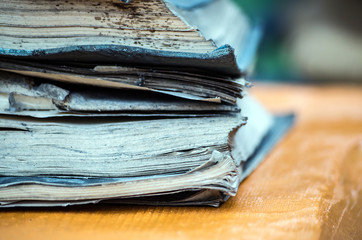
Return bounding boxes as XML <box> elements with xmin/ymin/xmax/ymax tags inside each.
<box><xmin>0</xmin><ymin>0</ymin><xmax>293</xmax><ymax>207</ymax></box>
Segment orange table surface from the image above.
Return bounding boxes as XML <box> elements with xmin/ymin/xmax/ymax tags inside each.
<box><xmin>0</xmin><ymin>84</ymin><xmax>361</xmax><ymax>240</ymax></box>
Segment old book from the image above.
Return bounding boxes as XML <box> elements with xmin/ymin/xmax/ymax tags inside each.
<box><xmin>0</xmin><ymin>71</ymin><xmax>239</xmax><ymax>118</ymax></box>
<box><xmin>0</xmin><ymin>0</ymin><xmax>293</xmax><ymax>207</ymax></box>
<box><xmin>0</xmin><ymin>95</ymin><xmax>293</xmax><ymax>207</ymax></box>
<box><xmin>0</xmin><ymin>0</ymin><xmax>260</xmax><ymax>103</ymax></box>
<box><xmin>0</xmin><ymin>58</ymin><xmax>245</xmax><ymax>104</ymax></box>
<box><xmin>0</xmin><ymin>0</ymin><xmax>253</xmax><ymax>74</ymax></box>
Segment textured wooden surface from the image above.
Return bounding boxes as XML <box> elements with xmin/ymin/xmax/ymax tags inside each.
<box><xmin>0</xmin><ymin>84</ymin><xmax>361</xmax><ymax>240</ymax></box>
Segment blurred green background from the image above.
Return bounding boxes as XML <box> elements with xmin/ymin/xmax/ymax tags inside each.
<box><xmin>232</xmin><ymin>0</ymin><xmax>362</xmax><ymax>83</ymax></box>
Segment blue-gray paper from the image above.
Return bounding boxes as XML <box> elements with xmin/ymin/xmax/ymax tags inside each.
<box><xmin>0</xmin><ymin>115</ymin><xmax>294</xmax><ymax>189</ymax></box>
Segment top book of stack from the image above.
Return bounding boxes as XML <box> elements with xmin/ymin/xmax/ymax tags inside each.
<box><xmin>0</xmin><ymin>0</ymin><xmax>258</xmax><ymax>108</ymax></box>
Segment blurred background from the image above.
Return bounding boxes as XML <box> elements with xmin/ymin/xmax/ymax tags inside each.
<box><xmin>233</xmin><ymin>0</ymin><xmax>362</xmax><ymax>83</ymax></box>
